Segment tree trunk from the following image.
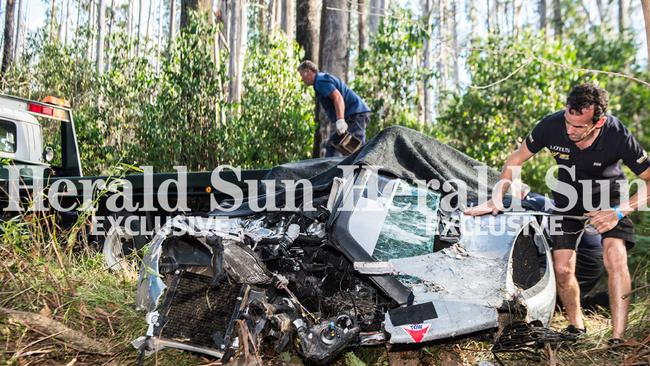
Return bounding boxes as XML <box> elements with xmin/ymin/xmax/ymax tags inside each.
<box><xmin>64</xmin><ymin>0</ymin><xmax>71</xmax><ymax>45</ymax></box>
<box><xmin>14</xmin><ymin>0</ymin><xmax>23</xmax><ymax>62</ymax></box>
<box><xmin>450</xmin><ymin>0</ymin><xmax>458</xmax><ymax>88</ymax></box>
<box><xmin>268</xmin><ymin>0</ymin><xmax>282</xmax><ymax>30</ymax></box>
<box><xmin>96</xmin><ymin>0</ymin><xmax>106</xmax><ymax>73</ymax></box>
<box><xmin>76</xmin><ymin>0</ymin><xmax>82</xmax><ymax>41</ymax></box>
<box><xmin>618</xmin><ymin>0</ymin><xmax>626</xmax><ymax>36</ymax></box>
<box><xmin>358</xmin><ymin>0</ymin><xmax>367</xmax><ymax>54</ymax></box>
<box><xmin>59</xmin><ymin>0</ymin><xmax>68</xmax><ymax>43</ymax></box>
<box><xmin>127</xmin><ymin>0</ymin><xmax>133</xmax><ymax>38</ymax></box>
<box><xmin>181</xmin><ymin>0</ymin><xmax>213</xmax><ymax>29</ymax></box>
<box><xmin>296</xmin><ymin>0</ymin><xmax>320</xmax><ymax>63</ymax></box>
<box><xmin>157</xmin><ymin>0</ymin><xmax>162</xmax><ymax>70</ymax></box>
<box><xmin>50</xmin><ymin>0</ymin><xmax>57</xmax><ymax>40</ymax></box>
<box><xmin>87</xmin><ymin>0</ymin><xmax>95</xmax><ymax>60</ymax></box>
<box><xmin>467</xmin><ymin>0</ymin><xmax>477</xmax><ymax>36</ymax></box>
<box><xmin>297</xmin><ymin>0</ymin><xmax>321</xmax><ymax>157</ymax></box>
<box><xmin>486</xmin><ymin>0</ymin><xmax>491</xmax><ymax>33</ymax></box>
<box><xmin>595</xmin><ymin>0</ymin><xmax>605</xmax><ymax>24</ymax></box>
<box><xmin>422</xmin><ymin>0</ymin><xmax>432</xmax><ymax>124</ymax></box>
<box><xmin>229</xmin><ymin>0</ymin><xmax>247</xmax><ymax>104</ymax></box>
<box><xmin>137</xmin><ymin>0</ymin><xmax>143</xmax><ymax>55</ymax></box>
<box><xmin>643</xmin><ymin>0</ymin><xmax>650</xmax><ymax>71</ymax></box>
<box><xmin>346</xmin><ymin>0</ymin><xmax>352</xmax><ymax>79</ymax></box>
<box><xmin>106</xmin><ymin>0</ymin><xmax>115</xmax><ymax>69</ymax></box>
<box><xmin>168</xmin><ymin>0</ymin><xmax>176</xmax><ymax>51</ymax></box>
<box><xmin>514</xmin><ymin>0</ymin><xmax>523</xmax><ymax>35</ymax></box>
<box><xmin>316</xmin><ymin>0</ymin><xmax>349</xmax><ymax>156</ymax></box>
<box><xmin>437</xmin><ymin>0</ymin><xmax>447</xmax><ymax>92</ymax></box>
<box><xmin>257</xmin><ymin>0</ymin><xmax>266</xmax><ymax>34</ymax></box>
<box><xmin>281</xmin><ymin>0</ymin><xmax>295</xmax><ymax>40</ymax></box>
<box><xmin>319</xmin><ymin>0</ymin><xmax>348</xmax><ymax>80</ymax></box>
<box><xmin>2</xmin><ymin>0</ymin><xmax>16</xmax><ymax>75</ymax></box>
<box><xmin>221</xmin><ymin>0</ymin><xmax>230</xmax><ymax>47</ymax></box>
<box><xmin>494</xmin><ymin>0</ymin><xmax>500</xmax><ymax>34</ymax></box>
<box><xmin>538</xmin><ymin>0</ymin><xmax>546</xmax><ymax>32</ymax></box>
<box><xmin>552</xmin><ymin>0</ymin><xmax>561</xmax><ymax>39</ymax></box>
<box><xmin>214</xmin><ymin>0</ymin><xmax>224</xmax><ymax>125</ymax></box>
<box><xmin>146</xmin><ymin>0</ymin><xmax>153</xmax><ymax>45</ymax></box>
<box><xmin>368</xmin><ymin>0</ymin><xmax>380</xmax><ymax>36</ymax></box>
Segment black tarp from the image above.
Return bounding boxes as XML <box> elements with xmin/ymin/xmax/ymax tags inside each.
<box><xmin>211</xmin><ymin>126</ymin><xmax>509</xmax><ymax>216</ymax></box>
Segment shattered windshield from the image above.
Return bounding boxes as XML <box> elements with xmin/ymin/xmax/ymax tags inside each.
<box><xmin>372</xmin><ymin>179</ymin><xmax>440</xmax><ymax>260</ymax></box>
<box><xmin>349</xmin><ymin>175</ymin><xmax>441</xmax><ymax>261</ymax></box>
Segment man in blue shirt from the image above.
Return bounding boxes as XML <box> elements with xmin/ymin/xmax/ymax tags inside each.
<box><xmin>298</xmin><ymin>60</ymin><xmax>371</xmax><ymax>157</ymax></box>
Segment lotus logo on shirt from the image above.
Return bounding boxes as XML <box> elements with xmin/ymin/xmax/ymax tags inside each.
<box><xmin>550</xmin><ymin>145</ymin><xmax>570</xmax><ymax>153</ymax></box>
<box><xmin>637</xmin><ymin>150</ymin><xmax>648</xmax><ymax>164</ymax></box>
<box><xmin>402</xmin><ymin>323</ymin><xmax>431</xmax><ymax>343</ymax></box>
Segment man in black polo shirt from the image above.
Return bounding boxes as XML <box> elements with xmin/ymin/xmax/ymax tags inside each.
<box><xmin>465</xmin><ymin>83</ymin><xmax>650</xmax><ymax>344</ymax></box>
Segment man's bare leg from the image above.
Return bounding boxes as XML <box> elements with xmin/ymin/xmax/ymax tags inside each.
<box><xmin>553</xmin><ymin>249</ymin><xmax>584</xmax><ymax>329</ymax></box>
<box><xmin>602</xmin><ymin>237</ymin><xmax>630</xmax><ymax>339</ymax></box>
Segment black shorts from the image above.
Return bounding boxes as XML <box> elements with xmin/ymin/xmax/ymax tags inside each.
<box><xmin>550</xmin><ymin>216</ymin><xmax>635</xmax><ymax>251</ymax></box>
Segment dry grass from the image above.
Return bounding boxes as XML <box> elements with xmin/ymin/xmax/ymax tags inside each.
<box><xmin>1</xmin><ymin>208</ymin><xmax>649</xmax><ymax>366</ymax></box>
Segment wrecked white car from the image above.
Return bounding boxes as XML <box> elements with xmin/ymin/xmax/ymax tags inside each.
<box><xmin>132</xmin><ymin>126</ymin><xmax>557</xmax><ymax>364</ymax></box>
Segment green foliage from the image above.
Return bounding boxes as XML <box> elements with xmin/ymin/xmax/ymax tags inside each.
<box><xmin>352</xmin><ymin>8</ymin><xmax>433</xmax><ymax>139</ymax></box>
<box><xmin>436</xmin><ymin>28</ymin><xmax>650</xmax><ymax>193</ymax></box>
<box><xmin>572</xmin><ymin>27</ymin><xmax>650</xmax><ymax>147</ymax></box>
<box><xmin>1</xmin><ymin>12</ymin><xmax>313</xmax><ymax>174</ymax></box>
<box><xmin>136</xmin><ymin>17</ymin><xmax>313</xmax><ymax>170</ymax></box>
<box><xmin>436</xmin><ymin>34</ymin><xmax>573</xmax><ymax>192</ymax></box>
<box><xmin>136</xmin><ymin>12</ymin><xmax>225</xmax><ymax>170</ymax></box>
<box><xmin>235</xmin><ymin>32</ymin><xmax>314</xmax><ymax>167</ymax></box>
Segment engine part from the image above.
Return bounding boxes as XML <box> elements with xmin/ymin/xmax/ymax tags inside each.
<box><xmin>293</xmin><ymin>316</ymin><xmax>361</xmax><ymax>365</ymax></box>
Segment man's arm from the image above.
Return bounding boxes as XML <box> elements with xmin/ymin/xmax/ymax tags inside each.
<box><xmin>586</xmin><ymin>167</ymin><xmax>650</xmax><ymax>233</ymax></box>
<box><xmin>329</xmin><ymin>90</ymin><xmax>348</xmax><ymax>134</ymax></box>
<box><xmin>329</xmin><ymin>89</ymin><xmax>345</xmax><ymax>120</ymax></box>
<box><xmin>464</xmin><ymin>141</ymin><xmax>536</xmax><ymax>216</ymax></box>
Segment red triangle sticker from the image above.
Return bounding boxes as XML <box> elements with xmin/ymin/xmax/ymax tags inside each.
<box><xmin>401</xmin><ymin>323</ymin><xmax>430</xmax><ymax>343</ymax></box>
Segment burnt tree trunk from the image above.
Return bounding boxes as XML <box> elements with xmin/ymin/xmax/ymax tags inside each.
<box><xmin>296</xmin><ymin>0</ymin><xmax>320</xmax><ymax>63</ymax></box>
<box><xmin>2</xmin><ymin>0</ymin><xmax>17</xmax><ymax>76</ymax></box>
<box><xmin>316</xmin><ymin>0</ymin><xmax>349</xmax><ymax>157</ymax></box>
<box><xmin>181</xmin><ymin>0</ymin><xmax>213</xmax><ymax>28</ymax></box>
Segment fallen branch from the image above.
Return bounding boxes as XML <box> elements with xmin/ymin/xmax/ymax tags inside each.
<box><xmin>0</xmin><ymin>307</ymin><xmax>110</xmax><ymax>355</ymax></box>
<box><xmin>622</xmin><ymin>284</ymin><xmax>650</xmax><ymax>300</ymax></box>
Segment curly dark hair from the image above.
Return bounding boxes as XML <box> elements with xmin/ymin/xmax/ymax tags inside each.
<box><xmin>566</xmin><ymin>83</ymin><xmax>609</xmax><ymax>122</ymax></box>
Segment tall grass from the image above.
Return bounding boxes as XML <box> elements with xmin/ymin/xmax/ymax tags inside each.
<box><xmin>0</xmin><ymin>172</ymin><xmax>208</xmax><ymax>365</ymax></box>
<box><xmin>1</xmin><ymin>199</ymin><xmax>649</xmax><ymax>365</ymax></box>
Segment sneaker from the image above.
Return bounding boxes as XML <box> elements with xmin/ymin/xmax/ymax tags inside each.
<box><xmin>563</xmin><ymin>325</ymin><xmax>587</xmax><ymax>335</ymax></box>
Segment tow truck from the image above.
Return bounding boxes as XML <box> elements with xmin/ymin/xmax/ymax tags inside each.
<box><xmin>0</xmin><ymin>93</ymin><xmax>266</xmax><ymax>268</ymax></box>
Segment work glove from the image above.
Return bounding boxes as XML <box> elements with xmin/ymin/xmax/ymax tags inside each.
<box><xmin>335</xmin><ymin>119</ymin><xmax>348</xmax><ymax>135</ymax></box>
